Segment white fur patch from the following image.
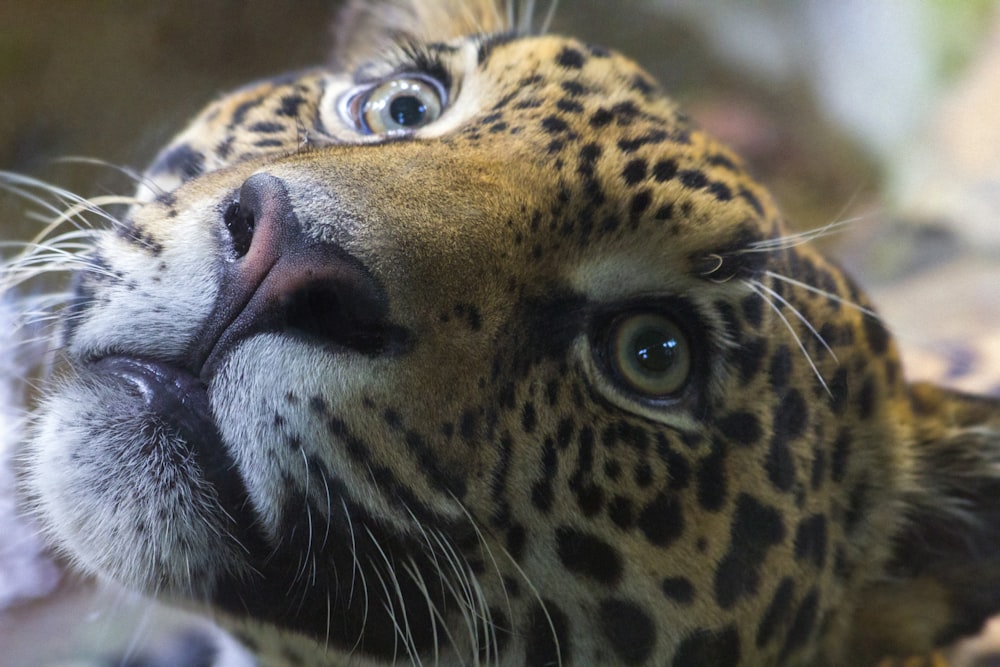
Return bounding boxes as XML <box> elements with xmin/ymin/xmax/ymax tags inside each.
<box><xmin>0</xmin><ymin>292</ymin><xmax>61</xmax><ymax>608</ymax></box>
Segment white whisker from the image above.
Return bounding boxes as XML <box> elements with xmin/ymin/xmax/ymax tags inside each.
<box><xmin>751</xmin><ymin>279</ymin><xmax>838</xmax><ymax>364</ymax></box>
<box><xmin>746</xmin><ymin>280</ymin><xmax>832</xmax><ymax>396</ymax></box>
<box><xmin>765</xmin><ymin>270</ymin><xmax>882</xmax><ymax>320</ymax></box>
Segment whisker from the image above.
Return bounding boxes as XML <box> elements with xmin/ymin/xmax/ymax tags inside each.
<box><xmin>751</xmin><ymin>279</ymin><xmax>838</xmax><ymax>364</ymax></box>
<box><xmin>746</xmin><ymin>215</ymin><xmax>865</xmax><ymax>253</ymax></box>
<box><xmin>746</xmin><ymin>280</ymin><xmax>832</xmax><ymax>396</ymax></box>
<box><xmin>539</xmin><ymin>0</ymin><xmax>559</xmax><ymax>35</ymax></box>
<box><xmin>765</xmin><ymin>270</ymin><xmax>883</xmax><ymax>320</ymax></box>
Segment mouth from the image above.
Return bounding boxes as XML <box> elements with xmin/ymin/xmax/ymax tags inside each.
<box><xmin>91</xmin><ymin>356</ymin><xmax>250</xmax><ymax>512</ymax></box>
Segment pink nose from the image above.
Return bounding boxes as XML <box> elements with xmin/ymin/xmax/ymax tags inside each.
<box><xmin>193</xmin><ymin>173</ymin><xmax>409</xmax><ymax>378</ymax></box>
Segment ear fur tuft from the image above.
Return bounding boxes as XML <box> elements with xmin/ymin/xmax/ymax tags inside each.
<box><xmin>331</xmin><ymin>0</ymin><xmax>513</xmax><ymax>69</ymax></box>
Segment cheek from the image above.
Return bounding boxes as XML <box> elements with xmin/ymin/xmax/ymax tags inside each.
<box><xmin>208</xmin><ymin>335</ymin><xmax>381</xmax><ymax>532</ymax></box>
<box><xmin>28</xmin><ymin>381</ymin><xmax>240</xmax><ymax>591</ymax></box>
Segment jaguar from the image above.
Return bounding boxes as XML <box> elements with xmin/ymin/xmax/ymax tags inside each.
<box><xmin>4</xmin><ymin>0</ymin><xmax>999</xmax><ymax>665</ymax></box>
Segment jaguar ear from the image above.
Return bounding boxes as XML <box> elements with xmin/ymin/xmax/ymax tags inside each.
<box><xmin>331</xmin><ymin>0</ymin><xmax>511</xmax><ymax>69</ymax></box>
<box><xmin>852</xmin><ymin>383</ymin><xmax>1000</xmax><ymax>660</ymax></box>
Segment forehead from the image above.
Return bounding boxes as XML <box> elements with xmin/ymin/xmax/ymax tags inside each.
<box><xmin>431</xmin><ymin>34</ymin><xmax>780</xmax><ymax>291</ymax></box>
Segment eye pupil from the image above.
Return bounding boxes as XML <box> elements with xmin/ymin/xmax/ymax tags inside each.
<box><xmin>389</xmin><ymin>96</ymin><xmax>427</xmax><ymax>127</ymax></box>
<box><xmin>633</xmin><ymin>330</ymin><xmax>678</xmax><ymax>373</ymax></box>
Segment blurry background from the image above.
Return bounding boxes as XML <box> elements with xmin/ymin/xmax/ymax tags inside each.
<box><xmin>2</xmin><ymin>1</ymin><xmax>1000</xmax><ymax>664</ymax></box>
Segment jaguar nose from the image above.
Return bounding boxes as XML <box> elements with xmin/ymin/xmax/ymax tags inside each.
<box><xmin>193</xmin><ymin>172</ymin><xmax>409</xmax><ymax>378</ymax></box>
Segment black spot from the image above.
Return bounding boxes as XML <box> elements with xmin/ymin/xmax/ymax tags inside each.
<box><xmin>857</xmin><ymin>376</ymin><xmax>877</xmax><ymax>419</ymax></box>
<box><xmin>769</xmin><ymin>345</ymin><xmax>792</xmax><ymax>390</ymax></box>
<box><xmin>714</xmin><ymin>494</ymin><xmax>786</xmax><ymax>609</ymax></box>
<box><xmin>460</xmin><ymin>409</ymin><xmax>479</xmax><ymax>443</ymax></box>
<box><xmin>590</xmin><ymin>108</ymin><xmax>614</xmax><ymax>127</ymax></box>
<box><xmin>249</xmin><ymin>121</ymin><xmax>285</xmax><ymax>133</ymax></box>
<box><xmin>599</xmin><ymin>599</ymin><xmax>656</xmax><ymax>665</ymax></box>
<box><xmin>478</xmin><ymin>608</ymin><xmax>511</xmax><ymax>659</ymax></box>
<box><xmin>618</xmin><ymin>130</ymin><xmax>668</xmax><ymax>153</ymax></box>
<box><xmin>630</xmin><ymin>190</ymin><xmax>652</xmax><ymax>218</ymax></box>
<box><xmin>718</xmin><ymin>411</ymin><xmax>762</xmax><ymax>447</ymax></box>
<box><xmin>863</xmin><ymin>314</ymin><xmax>890</xmax><ymax>355</ymax></box>
<box><xmin>556</xmin><ymin>46</ymin><xmax>586</xmax><ymax>69</ymax></box>
<box><xmin>608</xmin><ymin>496</ymin><xmax>634</xmax><ymax>528</ymax></box>
<box><xmin>152</xmin><ymin>143</ymin><xmax>205</xmax><ymax>180</ymax></box>
<box><xmin>830</xmin><ymin>428</ymin><xmax>850</xmax><ymax>483</ymax></box>
<box><xmin>844</xmin><ymin>478</ymin><xmax>869</xmax><ymax>534</ymax></box>
<box><xmin>828</xmin><ymin>366</ymin><xmax>850</xmax><ymax>415</ymax></box>
<box><xmin>541</xmin><ymin>116</ymin><xmax>569</xmax><ymax>135</ymax></box>
<box><xmin>532</xmin><ymin>438</ymin><xmax>558</xmax><ymax>512</ymax></box>
<box><xmin>793</xmin><ymin>514</ymin><xmax>828</xmax><ymax>567</ymax></box>
<box><xmin>215</xmin><ymin>136</ymin><xmax>236</xmax><ymax>160</ymax></box>
<box><xmin>766</xmin><ymin>438</ymin><xmax>795</xmax><ymax>493</ymax></box>
<box><xmin>228</xmin><ymin>96</ymin><xmax>262</xmax><ymax>128</ymax></box>
<box><xmin>545</xmin><ymin>380</ymin><xmax>560</xmax><ymax>406</ymax></box>
<box><xmin>810</xmin><ymin>448</ymin><xmax>826</xmax><ymax>489</ymax></box>
<box><xmin>575</xmin><ymin>483</ymin><xmax>604</xmax><ymax>516</ymax></box>
<box><xmin>524</xmin><ymin>601</ymin><xmax>569</xmax><ymax>666</ymax></box>
<box><xmin>254</xmin><ymin>138</ymin><xmax>284</xmax><ymax>148</ymax></box>
<box><xmin>708</xmin><ymin>181</ymin><xmax>734</xmax><ymax>201</ymax></box>
<box><xmin>767</xmin><ymin>390</ymin><xmax>807</xmax><ymax>492</ymax></box>
<box><xmin>661</xmin><ymin>577</ymin><xmax>695</xmax><ymax>605</ymax></box>
<box><xmin>657</xmin><ymin>436</ymin><xmax>691</xmax><ymax>490</ymax></box>
<box><xmin>561</xmin><ymin>80</ymin><xmax>587</xmax><ymax>96</ymax></box>
<box><xmin>506</xmin><ymin>523</ymin><xmax>526</xmax><ymax>560</ymax></box>
<box><xmin>578</xmin><ymin>143</ymin><xmax>601</xmax><ymax>171</ymax></box>
<box><xmin>672</xmin><ymin>626</ymin><xmax>741</xmax><ymax>667</ymax></box>
<box><xmin>731</xmin><ymin>336</ymin><xmax>767</xmax><ymax>383</ymax></box>
<box><xmin>556</xmin><ymin>98</ymin><xmax>584</xmax><ymax>114</ymax></box>
<box><xmin>833</xmin><ymin>544</ymin><xmax>851</xmax><ymax>580</ymax></box>
<box><xmin>696</xmin><ymin>444</ymin><xmax>727</xmax><ymax>511</ymax></box>
<box><xmin>477</xmin><ymin>32</ymin><xmax>515</xmax><ymax>64</ymax></box>
<box><xmin>738</xmin><ymin>186</ymin><xmax>765</xmax><ymax>216</ymax></box>
<box><xmin>756</xmin><ymin>577</ymin><xmax>796</xmax><ymax>647</ymax></box>
<box><xmin>633</xmin><ymin>462</ymin><xmax>653</xmax><ymax>487</ymax></box>
<box><xmin>622</xmin><ymin>159</ymin><xmax>648</xmax><ymax>185</ymax></box>
<box><xmin>652</xmin><ymin>159</ymin><xmax>678</xmax><ymax>182</ymax></box>
<box><xmin>779</xmin><ymin>589</ymin><xmax>819</xmax><ymax>660</ymax></box>
<box><xmin>741</xmin><ymin>293</ymin><xmax>764</xmax><ymax>327</ymax></box>
<box><xmin>309</xmin><ymin>395</ymin><xmax>328</xmax><ymax>414</ymax></box>
<box><xmin>654</xmin><ymin>204</ymin><xmax>674</xmax><ymax>221</ymax></box>
<box><xmin>277</xmin><ymin>94</ymin><xmax>305</xmax><ymax>117</ymax></box>
<box><xmin>636</xmin><ymin>492</ymin><xmax>684</xmax><ymax>547</ymax></box>
<box><xmin>556</xmin><ymin>527</ymin><xmax>622</xmax><ymax>584</ymax></box>
<box><xmin>556</xmin><ymin>418</ymin><xmax>574</xmax><ymax>449</ymax></box>
<box><xmin>631</xmin><ymin>74</ymin><xmax>656</xmax><ymax>95</ymax></box>
<box><xmin>522</xmin><ymin>401</ymin><xmax>537</xmax><ymax>434</ymax></box>
<box><xmin>679</xmin><ymin>169</ymin><xmax>708</xmax><ymax>189</ymax></box>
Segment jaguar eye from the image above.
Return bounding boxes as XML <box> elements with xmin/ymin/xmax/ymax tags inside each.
<box><xmin>348</xmin><ymin>76</ymin><xmax>445</xmax><ymax>135</ymax></box>
<box><xmin>606</xmin><ymin>313</ymin><xmax>692</xmax><ymax>398</ymax></box>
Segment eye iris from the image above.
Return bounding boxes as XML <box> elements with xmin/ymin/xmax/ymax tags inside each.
<box><xmin>352</xmin><ymin>76</ymin><xmax>444</xmax><ymax>135</ymax></box>
<box><xmin>610</xmin><ymin>314</ymin><xmax>691</xmax><ymax>398</ymax></box>
<box><xmin>389</xmin><ymin>95</ymin><xmax>427</xmax><ymax>127</ymax></box>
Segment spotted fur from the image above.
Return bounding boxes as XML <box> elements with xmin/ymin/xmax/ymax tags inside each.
<box><xmin>7</xmin><ymin>1</ymin><xmax>1000</xmax><ymax>665</ymax></box>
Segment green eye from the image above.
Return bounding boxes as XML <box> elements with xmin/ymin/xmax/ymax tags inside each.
<box><xmin>353</xmin><ymin>77</ymin><xmax>444</xmax><ymax>135</ymax></box>
<box><xmin>608</xmin><ymin>313</ymin><xmax>691</xmax><ymax>398</ymax></box>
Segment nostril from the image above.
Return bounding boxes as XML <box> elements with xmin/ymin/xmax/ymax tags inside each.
<box><xmin>223</xmin><ymin>200</ymin><xmax>255</xmax><ymax>258</ymax></box>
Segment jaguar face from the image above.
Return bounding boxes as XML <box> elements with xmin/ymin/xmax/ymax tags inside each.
<box><xmin>8</xmin><ymin>1</ymin><xmax>1000</xmax><ymax>665</ymax></box>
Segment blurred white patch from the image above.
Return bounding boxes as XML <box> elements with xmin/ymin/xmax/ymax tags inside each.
<box><xmin>0</xmin><ymin>292</ymin><xmax>60</xmax><ymax>609</ymax></box>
